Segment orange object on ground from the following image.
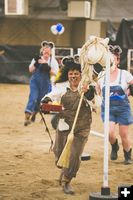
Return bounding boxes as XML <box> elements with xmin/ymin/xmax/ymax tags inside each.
<box><xmin>40</xmin><ymin>103</ymin><xmax>62</xmax><ymax>112</ymax></box>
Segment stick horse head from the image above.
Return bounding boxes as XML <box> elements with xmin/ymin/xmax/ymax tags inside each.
<box><xmin>78</xmin><ymin>36</ymin><xmax>110</xmax><ymax>92</ymax></box>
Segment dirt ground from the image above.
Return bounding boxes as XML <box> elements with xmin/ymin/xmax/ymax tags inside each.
<box><xmin>0</xmin><ymin>83</ymin><xmax>133</xmax><ymax>200</ymax></box>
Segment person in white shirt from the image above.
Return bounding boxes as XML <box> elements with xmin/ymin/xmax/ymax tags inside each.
<box><xmin>96</xmin><ymin>45</ymin><xmax>133</xmax><ymax>164</ymax></box>
<box><xmin>24</xmin><ymin>41</ymin><xmax>59</xmax><ymax>126</ymax></box>
<box><xmin>41</xmin><ymin>57</ymin><xmax>95</xmax><ymax>194</ymax></box>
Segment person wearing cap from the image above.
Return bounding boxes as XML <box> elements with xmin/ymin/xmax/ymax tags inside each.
<box><xmin>96</xmin><ymin>45</ymin><xmax>133</xmax><ymax>165</ymax></box>
<box><xmin>24</xmin><ymin>41</ymin><xmax>59</xmax><ymax>126</ymax></box>
<box><xmin>41</xmin><ymin>57</ymin><xmax>95</xmax><ymax>195</ymax></box>
<box><xmin>49</xmin><ymin>55</ymin><xmax>95</xmax><ymax>129</ymax></box>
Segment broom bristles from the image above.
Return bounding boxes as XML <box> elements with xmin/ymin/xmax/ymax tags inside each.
<box><xmin>57</xmin><ymin>133</ymin><xmax>73</xmax><ymax>168</ymax></box>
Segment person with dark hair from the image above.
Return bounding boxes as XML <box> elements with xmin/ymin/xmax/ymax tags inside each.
<box><xmin>41</xmin><ymin>57</ymin><xmax>95</xmax><ymax>194</ymax></box>
<box><xmin>51</xmin><ymin>56</ymin><xmax>95</xmax><ymax>129</ymax></box>
<box><xmin>96</xmin><ymin>45</ymin><xmax>133</xmax><ymax>165</ymax></box>
<box><xmin>24</xmin><ymin>41</ymin><xmax>59</xmax><ymax>126</ymax></box>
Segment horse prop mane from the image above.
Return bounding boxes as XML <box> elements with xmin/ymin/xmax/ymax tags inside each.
<box><xmin>78</xmin><ymin>35</ymin><xmax>110</xmax><ymax>93</ymax></box>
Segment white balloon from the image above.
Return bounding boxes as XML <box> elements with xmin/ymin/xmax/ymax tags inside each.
<box><xmin>58</xmin><ymin>26</ymin><xmax>65</xmax><ymax>35</ymax></box>
<box><xmin>50</xmin><ymin>25</ymin><xmax>58</xmax><ymax>35</ymax></box>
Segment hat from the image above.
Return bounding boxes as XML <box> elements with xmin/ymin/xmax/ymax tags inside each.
<box><xmin>61</xmin><ymin>56</ymin><xmax>74</xmax><ymax>66</ymax></box>
<box><xmin>109</xmin><ymin>45</ymin><xmax>122</xmax><ymax>56</ymax></box>
<box><xmin>73</xmin><ymin>54</ymin><xmax>80</xmax><ymax>63</ymax></box>
<box><xmin>55</xmin><ymin>56</ymin><xmax>81</xmax><ymax>83</ymax></box>
<box><xmin>41</xmin><ymin>41</ymin><xmax>54</xmax><ymax>49</ymax></box>
<box><xmin>61</xmin><ymin>56</ymin><xmax>81</xmax><ymax>72</ymax></box>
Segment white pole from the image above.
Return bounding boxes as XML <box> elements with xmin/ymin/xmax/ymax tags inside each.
<box><xmin>103</xmin><ymin>51</ymin><xmax>111</xmax><ymax>187</ymax></box>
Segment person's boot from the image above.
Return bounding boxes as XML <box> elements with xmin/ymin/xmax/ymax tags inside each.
<box><xmin>123</xmin><ymin>148</ymin><xmax>132</xmax><ymax>165</ymax></box>
<box><xmin>61</xmin><ymin>175</ymin><xmax>74</xmax><ymax>195</ymax></box>
<box><xmin>24</xmin><ymin>112</ymin><xmax>31</xmax><ymax>126</ymax></box>
<box><xmin>110</xmin><ymin>139</ymin><xmax>119</xmax><ymax>160</ymax></box>
<box><xmin>31</xmin><ymin>112</ymin><xmax>37</xmax><ymax>122</ymax></box>
<box><xmin>63</xmin><ymin>181</ymin><xmax>75</xmax><ymax>195</ymax></box>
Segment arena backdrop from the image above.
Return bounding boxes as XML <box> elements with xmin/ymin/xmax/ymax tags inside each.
<box><xmin>0</xmin><ymin>45</ymin><xmax>39</xmax><ymax>84</ymax></box>
<box><xmin>0</xmin><ymin>19</ymin><xmax>133</xmax><ymax>84</ymax></box>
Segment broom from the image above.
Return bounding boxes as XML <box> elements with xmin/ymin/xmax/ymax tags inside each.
<box><xmin>57</xmin><ymin>92</ymin><xmax>84</xmax><ymax>168</ymax></box>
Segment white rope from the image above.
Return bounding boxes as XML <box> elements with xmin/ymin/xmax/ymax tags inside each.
<box><xmin>90</xmin><ymin>130</ymin><xmax>104</xmax><ymax>138</ymax></box>
<box><xmin>78</xmin><ymin>36</ymin><xmax>109</xmax><ymax>94</ymax></box>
